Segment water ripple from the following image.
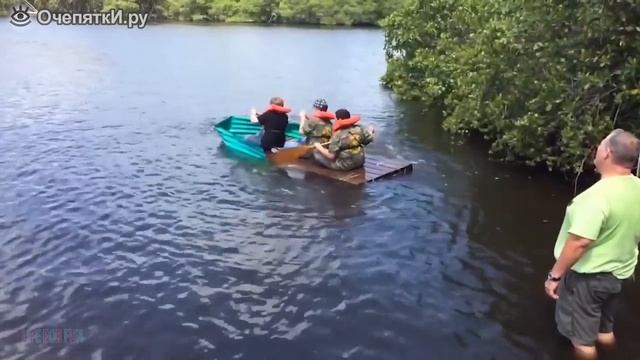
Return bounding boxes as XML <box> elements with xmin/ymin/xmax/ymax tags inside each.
<box><xmin>0</xmin><ymin>23</ymin><xmax>617</xmax><ymax>360</ymax></box>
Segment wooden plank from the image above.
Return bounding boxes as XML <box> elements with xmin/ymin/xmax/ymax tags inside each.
<box><xmin>363</xmin><ymin>162</ymin><xmax>387</xmax><ymax>174</ymax></box>
<box><xmin>366</xmin><ymin>157</ymin><xmax>399</xmax><ymax>171</ymax></box>
<box><xmin>289</xmin><ymin>160</ymin><xmax>367</xmax><ymax>185</ymax></box>
<box><xmin>367</xmin><ymin>166</ymin><xmax>403</xmax><ymax>180</ymax></box>
<box><xmin>365</xmin><ymin>169</ymin><xmax>389</xmax><ymax>180</ymax></box>
<box><xmin>367</xmin><ymin>154</ymin><xmax>412</xmax><ymax>168</ymax></box>
<box><xmin>365</xmin><ymin>156</ymin><xmax>413</xmax><ymax>182</ymax></box>
<box><xmin>273</xmin><ymin>154</ymin><xmax>413</xmax><ymax>185</ymax></box>
<box><xmin>372</xmin><ymin>163</ymin><xmax>406</xmax><ymax>176</ymax></box>
<box><xmin>364</xmin><ymin>170</ymin><xmax>386</xmax><ymax>180</ymax></box>
<box><xmin>374</xmin><ymin>163</ymin><xmax>413</xmax><ymax>177</ymax></box>
<box><xmin>372</xmin><ymin>166</ymin><xmax>413</xmax><ymax>182</ymax></box>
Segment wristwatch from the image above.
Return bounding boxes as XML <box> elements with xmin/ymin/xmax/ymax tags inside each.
<box><xmin>547</xmin><ymin>272</ymin><xmax>561</xmax><ymax>282</ymax></box>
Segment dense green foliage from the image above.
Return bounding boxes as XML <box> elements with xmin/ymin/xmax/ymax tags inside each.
<box><xmin>1</xmin><ymin>0</ymin><xmax>404</xmax><ymax>25</ymax></box>
<box><xmin>382</xmin><ymin>0</ymin><xmax>640</xmax><ymax>173</ymax></box>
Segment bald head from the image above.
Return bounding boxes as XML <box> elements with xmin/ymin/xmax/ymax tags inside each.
<box><xmin>605</xmin><ymin>129</ymin><xmax>640</xmax><ymax>169</ymax></box>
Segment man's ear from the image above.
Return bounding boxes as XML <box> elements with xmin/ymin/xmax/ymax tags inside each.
<box><xmin>603</xmin><ymin>144</ymin><xmax>612</xmax><ymax>160</ymax></box>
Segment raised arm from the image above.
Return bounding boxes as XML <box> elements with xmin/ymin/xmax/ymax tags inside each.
<box><xmin>298</xmin><ymin>111</ymin><xmax>307</xmax><ymax>134</ymax></box>
<box><xmin>250</xmin><ymin>108</ymin><xmax>259</xmax><ymax>123</ymax></box>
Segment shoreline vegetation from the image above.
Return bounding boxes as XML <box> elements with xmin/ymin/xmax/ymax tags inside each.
<box><xmin>4</xmin><ymin>0</ymin><xmax>638</xmax><ymax>177</ymax></box>
<box><xmin>381</xmin><ymin>0</ymin><xmax>640</xmax><ymax>176</ymax></box>
<box><xmin>0</xmin><ymin>0</ymin><xmax>406</xmax><ymax>26</ymax></box>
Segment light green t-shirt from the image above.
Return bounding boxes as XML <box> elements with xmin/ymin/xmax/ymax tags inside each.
<box><xmin>554</xmin><ymin>174</ymin><xmax>640</xmax><ymax>279</ymax></box>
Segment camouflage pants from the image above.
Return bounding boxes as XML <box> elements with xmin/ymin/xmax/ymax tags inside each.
<box><xmin>313</xmin><ymin>151</ymin><xmax>364</xmax><ymax>171</ymax></box>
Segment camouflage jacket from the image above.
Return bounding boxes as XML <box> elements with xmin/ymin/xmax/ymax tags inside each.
<box><xmin>327</xmin><ymin>125</ymin><xmax>374</xmax><ymax>170</ymax></box>
<box><xmin>301</xmin><ymin>117</ymin><xmax>333</xmax><ymax>145</ymax></box>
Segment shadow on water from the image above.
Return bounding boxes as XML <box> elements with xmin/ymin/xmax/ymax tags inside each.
<box><xmin>391</xmin><ymin>101</ymin><xmax>454</xmax><ymax>152</ymax></box>
<box><xmin>216</xmin><ymin>145</ymin><xmax>272</xmax><ymax>170</ymax></box>
<box><xmin>214</xmin><ymin>141</ymin><xmax>369</xmax><ymax>221</ymax></box>
<box><xmin>287</xmin><ymin>173</ymin><xmax>369</xmax><ymax>219</ymax></box>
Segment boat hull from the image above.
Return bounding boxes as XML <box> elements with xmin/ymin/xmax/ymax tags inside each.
<box><xmin>214</xmin><ymin>115</ymin><xmax>304</xmax><ymax>160</ymax></box>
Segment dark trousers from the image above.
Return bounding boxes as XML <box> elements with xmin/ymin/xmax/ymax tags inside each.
<box><xmin>555</xmin><ymin>270</ymin><xmax>623</xmax><ymax>346</ymax></box>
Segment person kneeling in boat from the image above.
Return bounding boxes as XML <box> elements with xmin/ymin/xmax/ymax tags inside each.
<box><xmin>246</xmin><ymin>96</ymin><xmax>290</xmax><ymax>153</ymax></box>
<box><xmin>312</xmin><ymin>108</ymin><xmax>375</xmax><ymax>171</ymax></box>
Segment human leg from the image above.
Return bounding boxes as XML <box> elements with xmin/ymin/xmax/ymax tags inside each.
<box><xmin>572</xmin><ymin>344</ymin><xmax>597</xmax><ymax>360</ymax></box>
<box><xmin>597</xmin><ymin>332</ymin><xmax>615</xmax><ymax>347</ymax></box>
<box><xmin>554</xmin><ymin>272</ymin><xmax>600</xmax><ymax>358</ymax></box>
<box><xmin>313</xmin><ymin>150</ymin><xmax>338</xmax><ymax>169</ymax></box>
<box><xmin>596</xmin><ymin>281</ymin><xmax>622</xmax><ymax>348</ymax></box>
<box><xmin>245</xmin><ymin>129</ymin><xmax>264</xmax><ymax>145</ymax></box>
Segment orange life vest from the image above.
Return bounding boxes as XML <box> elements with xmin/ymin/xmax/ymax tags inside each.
<box><xmin>333</xmin><ymin>115</ymin><xmax>361</xmax><ymax>132</ymax></box>
<box><xmin>265</xmin><ymin>104</ymin><xmax>292</xmax><ymax>113</ymax></box>
<box><xmin>313</xmin><ymin>110</ymin><xmax>335</xmax><ymax>121</ymax></box>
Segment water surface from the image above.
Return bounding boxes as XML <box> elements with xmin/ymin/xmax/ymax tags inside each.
<box><xmin>1</xmin><ymin>22</ymin><xmax>639</xmax><ymax>360</ymax></box>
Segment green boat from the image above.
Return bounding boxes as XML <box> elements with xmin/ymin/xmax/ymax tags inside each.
<box><xmin>213</xmin><ymin>115</ymin><xmax>304</xmax><ymax>160</ymax></box>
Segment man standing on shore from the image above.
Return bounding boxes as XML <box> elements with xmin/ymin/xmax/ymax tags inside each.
<box><xmin>545</xmin><ymin>129</ymin><xmax>640</xmax><ymax>359</ymax></box>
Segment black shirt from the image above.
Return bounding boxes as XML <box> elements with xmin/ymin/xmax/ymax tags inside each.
<box><xmin>257</xmin><ymin>111</ymin><xmax>288</xmax><ymax>152</ymax></box>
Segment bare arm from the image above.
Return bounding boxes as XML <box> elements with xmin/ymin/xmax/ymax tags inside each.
<box><xmin>545</xmin><ymin>233</ymin><xmax>592</xmax><ymax>299</ymax></box>
<box><xmin>250</xmin><ymin>108</ymin><xmax>259</xmax><ymax>123</ymax></box>
<box><xmin>550</xmin><ymin>233</ymin><xmax>592</xmax><ymax>278</ymax></box>
<box><xmin>298</xmin><ymin>111</ymin><xmax>307</xmax><ymax>134</ymax></box>
<box><xmin>314</xmin><ymin>143</ymin><xmax>335</xmax><ymax>160</ymax></box>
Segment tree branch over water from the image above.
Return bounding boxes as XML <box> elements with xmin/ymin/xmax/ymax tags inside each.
<box><xmin>381</xmin><ymin>0</ymin><xmax>640</xmax><ymax>176</ymax></box>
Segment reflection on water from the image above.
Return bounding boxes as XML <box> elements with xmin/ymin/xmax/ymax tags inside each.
<box><xmin>0</xmin><ymin>22</ymin><xmax>639</xmax><ymax>360</ymax></box>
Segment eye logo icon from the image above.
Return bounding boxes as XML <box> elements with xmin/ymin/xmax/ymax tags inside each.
<box><xmin>10</xmin><ymin>4</ymin><xmax>32</xmax><ymax>26</ymax></box>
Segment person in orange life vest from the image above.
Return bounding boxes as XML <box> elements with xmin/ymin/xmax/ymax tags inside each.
<box><xmin>283</xmin><ymin>98</ymin><xmax>335</xmax><ymax>151</ymax></box>
<box><xmin>247</xmin><ymin>96</ymin><xmax>290</xmax><ymax>152</ymax></box>
<box><xmin>313</xmin><ymin>108</ymin><xmax>375</xmax><ymax>171</ymax></box>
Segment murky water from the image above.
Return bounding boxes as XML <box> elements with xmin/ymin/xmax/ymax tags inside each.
<box><xmin>1</xmin><ymin>22</ymin><xmax>639</xmax><ymax>360</ymax></box>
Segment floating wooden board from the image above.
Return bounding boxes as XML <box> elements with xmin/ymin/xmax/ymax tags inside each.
<box><xmin>271</xmin><ymin>154</ymin><xmax>413</xmax><ymax>185</ymax></box>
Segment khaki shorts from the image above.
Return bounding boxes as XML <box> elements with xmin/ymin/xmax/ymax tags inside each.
<box><xmin>555</xmin><ymin>270</ymin><xmax>623</xmax><ymax>346</ymax></box>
